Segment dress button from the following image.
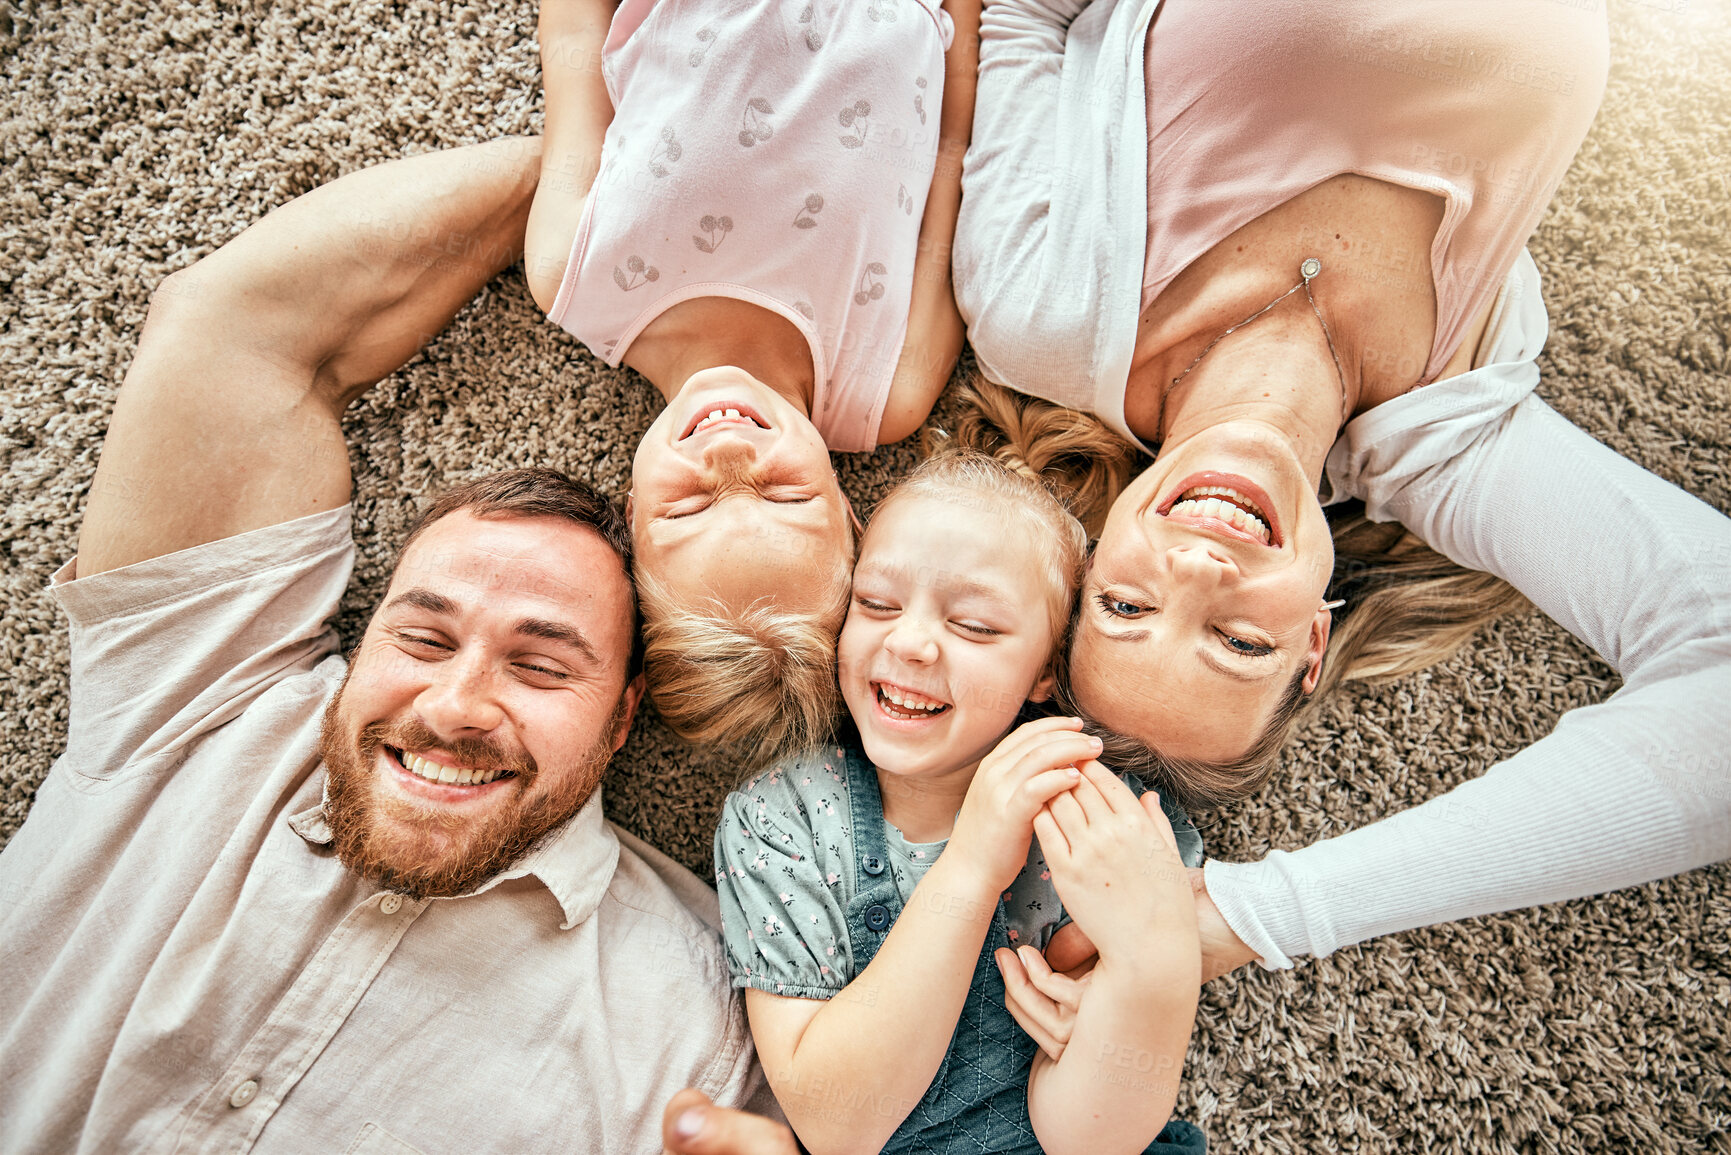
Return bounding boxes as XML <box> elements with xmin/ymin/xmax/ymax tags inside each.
<box><xmin>379</xmin><ymin>894</ymin><xmax>403</xmax><ymax>915</ymax></box>
<box><xmin>228</xmin><ymin>1079</ymin><xmax>259</xmax><ymax>1109</ymax></box>
<box><xmin>862</xmin><ymin>854</ymin><xmax>885</xmax><ymax>876</ymax></box>
<box><xmin>864</xmin><ymin>904</ymin><xmax>891</xmax><ymax>932</ymax></box>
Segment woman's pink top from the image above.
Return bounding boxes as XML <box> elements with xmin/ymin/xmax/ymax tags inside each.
<box><xmin>549</xmin><ymin>0</ymin><xmax>953</xmax><ymax>452</ymax></box>
<box><xmin>1141</xmin><ymin>0</ymin><xmax>1609</xmax><ymax>382</ymax></box>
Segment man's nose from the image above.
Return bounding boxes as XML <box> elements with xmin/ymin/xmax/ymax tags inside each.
<box><xmin>414</xmin><ymin>650</ymin><xmax>505</xmax><ymax>737</ymax></box>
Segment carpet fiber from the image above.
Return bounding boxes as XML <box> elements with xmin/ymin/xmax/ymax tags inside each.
<box><xmin>2</xmin><ymin>1</ymin><xmax>1727</xmax><ymax>1151</ymax></box>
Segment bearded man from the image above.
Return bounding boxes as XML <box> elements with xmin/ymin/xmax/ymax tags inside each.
<box><xmin>0</xmin><ymin>139</ymin><xmax>794</xmax><ymax>1155</ymax></box>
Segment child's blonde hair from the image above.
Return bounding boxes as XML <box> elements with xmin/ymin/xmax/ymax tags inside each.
<box><xmin>879</xmin><ymin>445</ymin><xmax>1089</xmax><ymax>654</ymax></box>
<box><xmin>637</xmin><ymin>565</ymin><xmax>850</xmax><ymax>768</ymax></box>
<box><xmin>639</xmin><ymin>443</ymin><xmax>1089</xmax><ymax>772</ymax></box>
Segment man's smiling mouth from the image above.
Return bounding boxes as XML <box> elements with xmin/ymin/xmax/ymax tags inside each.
<box><xmin>387</xmin><ymin>746</ymin><xmax>513</xmax><ymax>787</ymax></box>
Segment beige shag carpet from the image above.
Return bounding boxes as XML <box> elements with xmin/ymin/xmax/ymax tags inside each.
<box><xmin>2</xmin><ymin>1</ymin><xmax>1727</xmax><ymax>1151</ymax></box>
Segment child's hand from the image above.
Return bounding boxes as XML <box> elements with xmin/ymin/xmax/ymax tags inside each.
<box><xmin>947</xmin><ymin>717</ymin><xmax>1102</xmax><ymax>892</ymax></box>
<box><xmin>1034</xmin><ymin>761</ymin><xmax>1200</xmax><ymax>972</ymax></box>
<box><xmin>996</xmin><ymin>944</ymin><xmax>1090</xmax><ymax>1062</ymax></box>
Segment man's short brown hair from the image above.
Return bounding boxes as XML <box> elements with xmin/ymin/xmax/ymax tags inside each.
<box><xmin>397</xmin><ymin>468</ymin><xmax>641</xmax><ymax>675</ymax></box>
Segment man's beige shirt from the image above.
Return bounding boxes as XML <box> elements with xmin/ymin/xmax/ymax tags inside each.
<box><xmin>0</xmin><ymin>506</ymin><xmax>761</xmax><ymax>1155</ymax></box>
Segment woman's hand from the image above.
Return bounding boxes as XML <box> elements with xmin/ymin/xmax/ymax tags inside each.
<box><xmin>996</xmin><ymin>943</ymin><xmax>1090</xmax><ymax>1062</ymax></box>
<box><xmin>945</xmin><ymin>717</ymin><xmax>1101</xmax><ymax>892</ymax></box>
<box><xmin>1033</xmin><ymin>761</ymin><xmax>1198</xmax><ymax>973</ymax></box>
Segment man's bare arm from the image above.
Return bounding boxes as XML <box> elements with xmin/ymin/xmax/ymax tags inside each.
<box><xmin>78</xmin><ymin>138</ymin><xmax>542</xmax><ymax>577</ymax></box>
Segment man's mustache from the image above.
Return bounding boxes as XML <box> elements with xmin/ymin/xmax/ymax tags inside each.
<box><xmin>359</xmin><ymin>716</ymin><xmax>538</xmax><ymax>785</ymax></box>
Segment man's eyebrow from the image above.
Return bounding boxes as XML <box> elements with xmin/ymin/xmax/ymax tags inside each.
<box><xmin>386</xmin><ymin>589</ymin><xmax>601</xmax><ymax>666</ymax></box>
<box><xmin>513</xmin><ymin>617</ymin><xmax>600</xmax><ymax>665</ymax></box>
<box><xmin>386</xmin><ymin>588</ymin><xmax>459</xmax><ymax>616</ymax></box>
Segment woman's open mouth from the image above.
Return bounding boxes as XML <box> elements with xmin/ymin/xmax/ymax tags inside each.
<box><xmin>1158</xmin><ymin>472</ymin><xmax>1282</xmax><ymax>546</ymax></box>
<box><xmin>873</xmin><ymin>682</ymin><xmax>951</xmax><ymax>722</ymax></box>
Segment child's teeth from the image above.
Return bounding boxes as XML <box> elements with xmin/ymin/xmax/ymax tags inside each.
<box><xmin>880</xmin><ymin>685</ymin><xmax>944</xmax><ymax>712</ymax></box>
<box><xmin>724</xmin><ymin>408</ymin><xmax>739</xmax><ymax>417</ymax></box>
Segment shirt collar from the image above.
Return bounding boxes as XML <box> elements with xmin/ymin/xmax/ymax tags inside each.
<box><xmin>288</xmin><ymin>781</ymin><xmax>620</xmax><ymax>931</ymax></box>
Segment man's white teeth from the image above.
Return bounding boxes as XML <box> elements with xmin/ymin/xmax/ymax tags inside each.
<box><xmin>402</xmin><ymin>750</ymin><xmax>503</xmax><ymax>786</ymax></box>
<box><xmin>878</xmin><ymin>684</ymin><xmax>947</xmax><ymax>716</ymax></box>
<box><xmin>1173</xmin><ymin>486</ymin><xmax>1271</xmax><ymax>544</ymax></box>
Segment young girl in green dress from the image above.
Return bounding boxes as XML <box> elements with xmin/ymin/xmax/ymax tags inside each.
<box><xmin>714</xmin><ymin>449</ymin><xmax>1208</xmax><ymax>1155</ymax></box>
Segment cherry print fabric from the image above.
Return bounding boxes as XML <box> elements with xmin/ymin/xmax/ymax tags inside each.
<box><xmin>548</xmin><ymin>0</ymin><xmax>953</xmax><ymax>452</ymax></box>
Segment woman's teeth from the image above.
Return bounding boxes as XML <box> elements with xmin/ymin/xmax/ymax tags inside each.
<box><xmin>694</xmin><ymin>408</ymin><xmax>762</xmax><ymax>433</ymax></box>
<box><xmin>400</xmin><ymin>750</ymin><xmax>505</xmax><ymax>787</ymax></box>
<box><xmin>1172</xmin><ymin>485</ymin><xmax>1271</xmax><ymax>543</ymax></box>
<box><xmin>877</xmin><ymin>684</ymin><xmax>949</xmax><ymax>720</ymax></box>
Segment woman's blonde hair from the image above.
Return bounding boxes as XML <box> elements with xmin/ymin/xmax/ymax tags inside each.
<box><xmin>955</xmin><ymin>376</ymin><xmax>1530</xmax><ymax>810</ymax></box>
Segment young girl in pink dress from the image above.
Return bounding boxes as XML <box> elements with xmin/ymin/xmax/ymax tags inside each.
<box><xmin>525</xmin><ymin>0</ymin><xmax>979</xmax><ymax>766</ymax></box>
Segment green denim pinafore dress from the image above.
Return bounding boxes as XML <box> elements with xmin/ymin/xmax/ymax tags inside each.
<box><xmin>840</xmin><ymin>755</ymin><xmax>1207</xmax><ymax>1154</ymax></box>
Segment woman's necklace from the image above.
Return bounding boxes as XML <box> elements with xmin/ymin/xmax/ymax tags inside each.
<box><xmin>1164</xmin><ymin>258</ymin><xmax>1352</xmax><ymax>429</ymax></box>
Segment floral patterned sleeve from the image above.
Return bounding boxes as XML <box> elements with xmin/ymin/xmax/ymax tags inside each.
<box><xmin>713</xmin><ymin>764</ymin><xmax>854</xmax><ymax>1000</ymax></box>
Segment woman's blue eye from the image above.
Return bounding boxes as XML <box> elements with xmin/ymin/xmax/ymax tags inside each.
<box><xmin>1222</xmin><ymin>634</ymin><xmax>1273</xmax><ymax>657</ymax></box>
<box><xmin>1095</xmin><ymin>593</ymin><xmax>1147</xmax><ymax>618</ymax></box>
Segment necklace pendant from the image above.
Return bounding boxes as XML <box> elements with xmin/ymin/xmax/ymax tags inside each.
<box><xmin>1300</xmin><ymin>257</ymin><xmax>1322</xmax><ymax>280</ymax></box>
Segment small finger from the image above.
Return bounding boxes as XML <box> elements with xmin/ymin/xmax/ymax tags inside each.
<box><xmin>1080</xmin><ymin>759</ymin><xmax>1139</xmax><ymax>812</ymax></box>
<box><xmin>1138</xmin><ymin>789</ymin><xmax>1182</xmax><ymax>853</ymax></box>
<box><xmin>662</xmin><ymin>1088</ymin><xmax>800</xmax><ymax>1155</ymax></box>
<box><xmin>1046</xmin><ymin>786</ymin><xmax>1088</xmax><ymax>834</ymax></box>
<box><xmin>1033</xmin><ymin>806</ymin><xmax>1070</xmax><ymax>860</ymax></box>
<box><xmin>1018</xmin><ymin>945</ymin><xmax>1085</xmax><ymax>1011</ymax></box>
<box><xmin>991</xmin><ymin>716</ymin><xmax>1086</xmax><ymax>765</ymax></box>
<box><xmin>1020</xmin><ymin>766</ymin><xmax>1083</xmax><ymax>810</ymax></box>
<box><xmin>996</xmin><ymin>949</ymin><xmax>1069</xmax><ymax>1059</ymax></box>
<box><xmin>1009</xmin><ymin>730</ymin><xmax>1104</xmax><ymax>779</ymax></box>
<box><xmin>1001</xmin><ymin>984</ymin><xmax>1065</xmax><ymax>1063</ymax></box>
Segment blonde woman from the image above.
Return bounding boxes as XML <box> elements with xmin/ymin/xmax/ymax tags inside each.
<box><xmin>952</xmin><ymin>0</ymin><xmax>1730</xmax><ymax>982</ymax></box>
<box><xmin>526</xmin><ymin>0</ymin><xmax>979</xmax><ymax>764</ymax></box>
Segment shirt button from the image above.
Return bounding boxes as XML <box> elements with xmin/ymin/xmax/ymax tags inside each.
<box><xmin>862</xmin><ymin>854</ymin><xmax>885</xmax><ymax>876</ymax></box>
<box><xmin>228</xmin><ymin>1080</ymin><xmax>259</xmax><ymax>1109</ymax></box>
<box><xmin>864</xmin><ymin>904</ymin><xmax>891</xmax><ymax>932</ymax></box>
<box><xmin>379</xmin><ymin>894</ymin><xmax>403</xmax><ymax>915</ymax></box>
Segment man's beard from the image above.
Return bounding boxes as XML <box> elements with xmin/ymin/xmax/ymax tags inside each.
<box><xmin>317</xmin><ymin>671</ymin><xmax>620</xmax><ymax>900</ymax></box>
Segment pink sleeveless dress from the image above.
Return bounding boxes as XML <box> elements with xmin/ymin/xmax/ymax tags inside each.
<box><xmin>548</xmin><ymin>0</ymin><xmax>954</xmax><ymax>452</ymax></box>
